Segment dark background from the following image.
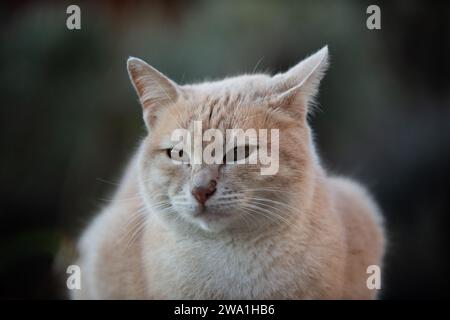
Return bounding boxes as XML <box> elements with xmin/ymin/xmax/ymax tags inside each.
<box><xmin>1</xmin><ymin>0</ymin><xmax>449</xmax><ymax>299</ymax></box>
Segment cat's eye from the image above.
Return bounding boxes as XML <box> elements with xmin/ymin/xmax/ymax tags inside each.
<box><xmin>166</xmin><ymin>148</ymin><xmax>183</xmax><ymax>159</ymax></box>
<box><xmin>166</xmin><ymin>148</ymin><xmax>189</xmax><ymax>164</ymax></box>
<box><xmin>223</xmin><ymin>145</ymin><xmax>254</xmax><ymax>164</ymax></box>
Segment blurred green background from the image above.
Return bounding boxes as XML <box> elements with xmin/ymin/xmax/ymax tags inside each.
<box><xmin>0</xmin><ymin>0</ymin><xmax>449</xmax><ymax>299</ymax></box>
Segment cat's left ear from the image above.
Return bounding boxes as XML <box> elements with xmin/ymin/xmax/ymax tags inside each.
<box><xmin>270</xmin><ymin>46</ymin><xmax>329</xmax><ymax>119</ymax></box>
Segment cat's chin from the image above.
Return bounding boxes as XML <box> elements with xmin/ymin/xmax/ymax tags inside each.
<box><xmin>191</xmin><ymin>209</ymin><xmax>234</xmax><ymax>232</ymax></box>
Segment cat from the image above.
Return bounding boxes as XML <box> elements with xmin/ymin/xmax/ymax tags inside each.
<box><xmin>72</xmin><ymin>46</ymin><xmax>385</xmax><ymax>299</ymax></box>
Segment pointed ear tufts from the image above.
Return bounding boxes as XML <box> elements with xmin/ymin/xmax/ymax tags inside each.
<box><xmin>126</xmin><ymin>57</ymin><xmax>179</xmax><ymax>109</ymax></box>
<box><xmin>286</xmin><ymin>45</ymin><xmax>328</xmax><ymax>95</ymax></box>
<box><xmin>127</xmin><ymin>57</ymin><xmax>179</xmax><ymax>128</ymax></box>
<box><xmin>271</xmin><ymin>46</ymin><xmax>329</xmax><ymax>118</ymax></box>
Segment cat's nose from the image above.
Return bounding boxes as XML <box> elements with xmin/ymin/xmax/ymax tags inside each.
<box><xmin>191</xmin><ymin>180</ymin><xmax>217</xmax><ymax>205</ymax></box>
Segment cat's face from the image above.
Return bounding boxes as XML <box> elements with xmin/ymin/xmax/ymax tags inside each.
<box><xmin>128</xmin><ymin>47</ymin><xmax>328</xmax><ymax>233</ymax></box>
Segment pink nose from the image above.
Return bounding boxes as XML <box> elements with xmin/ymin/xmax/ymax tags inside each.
<box><xmin>191</xmin><ymin>180</ymin><xmax>217</xmax><ymax>205</ymax></box>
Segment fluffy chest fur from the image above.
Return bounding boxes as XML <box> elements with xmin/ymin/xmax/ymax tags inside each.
<box><xmin>141</xmin><ymin>219</ymin><xmax>313</xmax><ymax>299</ymax></box>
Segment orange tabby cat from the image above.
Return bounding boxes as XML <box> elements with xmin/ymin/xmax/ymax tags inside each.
<box><xmin>73</xmin><ymin>46</ymin><xmax>385</xmax><ymax>299</ymax></box>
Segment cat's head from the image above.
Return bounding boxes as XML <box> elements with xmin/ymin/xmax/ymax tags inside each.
<box><xmin>127</xmin><ymin>47</ymin><xmax>328</xmax><ymax>233</ymax></box>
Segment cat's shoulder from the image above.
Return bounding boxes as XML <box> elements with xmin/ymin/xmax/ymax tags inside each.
<box><xmin>327</xmin><ymin>176</ymin><xmax>384</xmax><ymax>228</ymax></box>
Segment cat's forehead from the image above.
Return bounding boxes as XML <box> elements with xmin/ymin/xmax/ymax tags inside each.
<box><xmin>182</xmin><ymin>73</ymin><xmax>273</xmax><ymax>101</ymax></box>
<box><xmin>171</xmin><ymin>74</ymin><xmax>274</xmax><ymax>129</ymax></box>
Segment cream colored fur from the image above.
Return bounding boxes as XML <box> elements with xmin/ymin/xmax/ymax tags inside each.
<box><xmin>73</xmin><ymin>47</ymin><xmax>385</xmax><ymax>299</ymax></box>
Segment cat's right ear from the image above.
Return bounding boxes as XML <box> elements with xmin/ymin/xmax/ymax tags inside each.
<box><xmin>127</xmin><ymin>57</ymin><xmax>179</xmax><ymax>128</ymax></box>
